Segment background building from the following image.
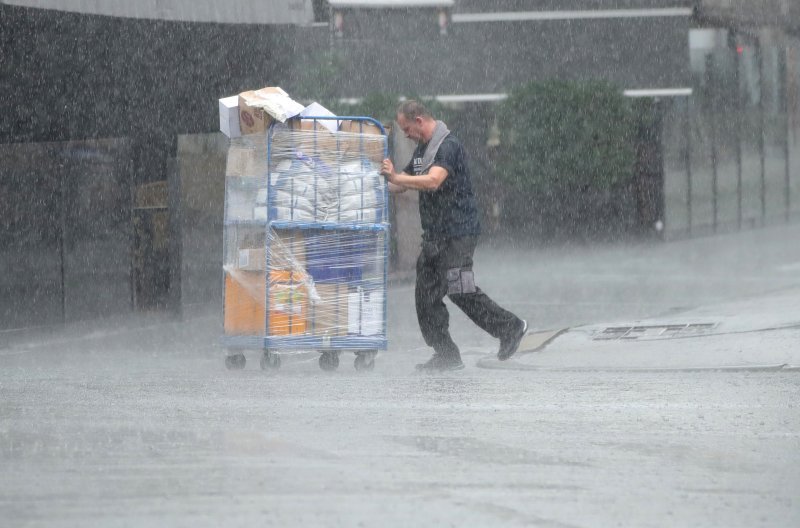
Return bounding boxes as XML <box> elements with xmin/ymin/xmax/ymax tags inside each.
<box><xmin>1</xmin><ymin>0</ymin><xmax>797</xmax><ymax>332</ymax></box>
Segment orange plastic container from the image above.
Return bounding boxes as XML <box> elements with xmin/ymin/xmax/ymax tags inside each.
<box><xmin>224</xmin><ymin>269</ymin><xmax>308</xmax><ymax>336</ymax></box>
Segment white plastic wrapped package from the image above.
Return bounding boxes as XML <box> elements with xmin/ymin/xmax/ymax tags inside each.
<box><xmin>267</xmin><ymin>127</ymin><xmax>386</xmax><ymax>225</ymax></box>
<box><xmin>332</xmin><ymin>161</ymin><xmax>385</xmax><ymax>222</ymax></box>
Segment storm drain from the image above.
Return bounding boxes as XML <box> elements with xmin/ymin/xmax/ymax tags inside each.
<box><xmin>593</xmin><ymin>323</ymin><xmax>718</xmax><ymax>341</ymax></box>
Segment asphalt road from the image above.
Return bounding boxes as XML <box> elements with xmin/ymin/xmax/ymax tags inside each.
<box><xmin>2</xmin><ymin>346</ymin><xmax>798</xmax><ymax>527</ymax></box>
<box><xmin>2</xmin><ymin>223</ymin><xmax>800</xmax><ymax>527</ymax></box>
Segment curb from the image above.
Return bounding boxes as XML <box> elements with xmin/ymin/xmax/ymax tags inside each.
<box><xmin>475</xmin><ymin>357</ymin><xmax>799</xmax><ymax>373</ymax></box>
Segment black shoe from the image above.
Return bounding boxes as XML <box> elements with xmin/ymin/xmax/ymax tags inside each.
<box><xmin>497</xmin><ymin>319</ymin><xmax>528</xmax><ymax>361</ymax></box>
<box><xmin>415</xmin><ymin>353</ymin><xmax>465</xmax><ymax>372</ymax></box>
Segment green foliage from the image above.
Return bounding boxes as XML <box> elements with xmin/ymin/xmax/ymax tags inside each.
<box><xmin>495</xmin><ymin>80</ymin><xmax>636</xmax><ymax>192</ymax></box>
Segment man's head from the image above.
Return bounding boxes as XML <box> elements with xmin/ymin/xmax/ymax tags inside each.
<box><xmin>396</xmin><ymin>100</ymin><xmax>435</xmax><ymax>143</ymax></box>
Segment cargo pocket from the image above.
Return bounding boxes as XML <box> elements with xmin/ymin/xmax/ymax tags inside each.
<box><xmin>446</xmin><ymin>267</ymin><xmax>477</xmax><ymax>295</ymax></box>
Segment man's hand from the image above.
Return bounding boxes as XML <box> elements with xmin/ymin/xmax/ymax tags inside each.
<box><xmin>380</xmin><ymin>157</ymin><xmax>446</xmax><ymax>192</ymax></box>
<box><xmin>381</xmin><ymin>158</ymin><xmax>396</xmax><ymax>183</ymax></box>
<box><xmin>381</xmin><ymin>159</ymin><xmax>406</xmax><ymax>193</ymax></box>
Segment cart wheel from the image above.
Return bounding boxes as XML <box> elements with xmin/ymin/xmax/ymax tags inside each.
<box><xmin>319</xmin><ymin>351</ymin><xmax>339</xmax><ymax>371</ymax></box>
<box><xmin>260</xmin><ymin>351</ymin><xmax>281</xmax><ymax>370</ymax></box>
<box><xmin>354</xmin><ymin>351</ymin><xmax>376</xmax><ymax>372</ymax></box>
<box><xmin>225</xmin><ymin>353</ymin><xmax>246</xmax><ymax>370</ymax></box>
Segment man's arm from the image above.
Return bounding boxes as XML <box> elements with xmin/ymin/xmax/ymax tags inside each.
<box><xmin>381</xmin><ymin>158</ymin><xmax>448</xmax><ymax>191</ymax></box>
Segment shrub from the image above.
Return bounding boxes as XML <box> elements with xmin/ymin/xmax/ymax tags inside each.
<box><xmin>494</xmin><ymin>80</ymin><xmax>637</xmax><ymax>239</ymax></box>
<box><xmin>496</xmin><ymin>80</ymin><xmax>635</xmax><ymax>191</ymax></box>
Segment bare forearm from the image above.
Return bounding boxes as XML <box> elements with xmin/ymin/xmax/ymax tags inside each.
<box><xmin>381</xmin><ymin>159</ymin><xmax>446</xmax><ymax>191</ymax></box>
<box><xmin>390</xmin><ymin>172</ymin><xmax>440</xmax><ymax>191</ymax></box>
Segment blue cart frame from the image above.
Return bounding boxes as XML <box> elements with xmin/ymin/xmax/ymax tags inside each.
<box><xmin>222</xmin><ymin>116</ymin><xmax>390</xmax><ymax>371</ymax></box>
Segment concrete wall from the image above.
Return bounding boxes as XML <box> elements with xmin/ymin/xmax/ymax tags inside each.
<box><xmin>0</xmin><ymin>139</ymin><xmax>133</xmax><ymax>330</ymax></box>
<box><xmin>176</xmin><ymin>134</ymin><xmax>227</xmax><ymax>311</ymax></box>
<box><xmin>327</xmin><ymin>2</ymin><xmax>691</xmax><ymax>96</ymax></box>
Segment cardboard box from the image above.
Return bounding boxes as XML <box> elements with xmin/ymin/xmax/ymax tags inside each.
<box><xmin>238</xmin><ymin>87</ymin><xmax>304</xmax><ymax>136</ymax></box>
<box><xmin>338</xmin><ymin>119</ymin><xmax>383</xmax><ymax>136</ymax></box>
<box><xmin>223</xmin><ymin>269</ymin><xmax>308</xmax><ymax>336</ymax></box>
<box><xmin>233</xmin><ymin>230</ymin><xmax>305</xmax><ymax>270</ymax></box>
<box><xmin>269</xmin><ymin>123</ymin><xmax>336</xmax><ymax>168</ymax></box>
<box><xmin>311</xmin><ymin>283</ymin><xmax>348</xmax><ymax>337</ymax></box>
<box><xmin>219</xmin><ymin>95</ymin><xmax>241</xmax><ymax>138</ymax></box>
<box><xmin>299</xmin><ymin>102</ymin><xmax>339</xmax><ymax>133</ymax></box>
<box><xmin>287</xmin><ymin>118</ymin><xmax>334</xmax><ymax>133</ymax></box>
<box><xmin>338</xmin><ymin>119</ymin><xmax>385</xmax><ymax>161</ymax></box>
<box><xmin>285</xmin><ymin>120</ymin><xmax>338</xmax><ymax>162</ymax></box>
<box><xmin>238</xmin><ymin>92</ymin><xmax>270</xmax><ymax>136</ymax></box>
<box><xmin>237</xmin><ymin>239</ymin><xmax>306</xmax><ymax>271</ymax></box>
<box><xmin>265</xmin><ymin>101</ymin><xmax>341</xmax><ymax>163</ymax></box>
<box><xmin>268</xmin><ymin>270</ymin><xmax>309</xmax><ymax>336</ymax></box>
<box><xmin>238</xmin><ymin>248</ymin><xmax>266</xmax><ymax>271</ymax></box>
<box><xmin>224</xmin><ymin>270</ymin><xmax>266</xmax><ymax>335</ymax></box>
<box><xmin>269</xmin><ymin>228</ymin><xmax>306</xmax><ymax>269</ymax></box>
<box><xmin>225</xmin><ymin>141</ymin><xmax>267</xmax><ymax>178</ymax></box>
<box><xmin>347</xmin><ymin>288</ymin><xmax>384</xmax><ymax>336</ymax></box>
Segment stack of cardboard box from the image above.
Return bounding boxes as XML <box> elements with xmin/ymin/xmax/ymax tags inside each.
<box><xmin>219</xmin><ymin>86</ymin><xmax>385</xmax><ymax>340</ymax></box>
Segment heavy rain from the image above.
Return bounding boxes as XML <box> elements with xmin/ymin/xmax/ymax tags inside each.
<box><xmin>1</xmin><ymin>1</ymin><xmax>799</xmax><ymax>526</ymax></box>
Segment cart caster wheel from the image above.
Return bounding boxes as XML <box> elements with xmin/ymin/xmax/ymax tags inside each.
<box><xmin>354</xmin><ymin>351</ymin><xmax>376</xmax><ymax>372</ymax></box>
<box><xmin>225</xmin><ymin>353</ymin><xmax>246</xmax><ymax>370</ymax></box>
<box><xmin>260</xmin><ymin>351</ymin><xmax>281</xmax><ymax>370</ymax></box>
<box><xmin>319</xmin><ymin>351</ymin><xmax>339</xmax><ymax>371</ymax></box>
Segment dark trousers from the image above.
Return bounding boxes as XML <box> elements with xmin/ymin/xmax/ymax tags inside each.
<box><xmin>415</xmin><ymin>236</ymin><xmax>521</xmax><ymax>357</ymax></box>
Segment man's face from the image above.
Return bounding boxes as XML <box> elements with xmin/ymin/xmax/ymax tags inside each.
<box><xmin>396</xmin><ymin>114</ymin><xmax>423</xmax><ymax>142</ymax></box>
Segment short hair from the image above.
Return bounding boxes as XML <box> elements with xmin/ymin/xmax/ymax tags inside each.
<box><xmin>397</xmin><ymin>100</ymin><xmax>432</xmax><ymax>121</ymax></box>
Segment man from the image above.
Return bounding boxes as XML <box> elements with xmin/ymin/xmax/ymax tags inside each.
<box><xmin>381</xmin><ymin>100</ymin><xmax>527</xmax><ymax>372</ymax></box>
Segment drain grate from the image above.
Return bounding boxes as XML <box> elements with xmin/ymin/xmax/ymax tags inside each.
<box><xmin>593</xmin><ymin>323</ymin><xmax>717</xmax><ymax>341</ymax></box>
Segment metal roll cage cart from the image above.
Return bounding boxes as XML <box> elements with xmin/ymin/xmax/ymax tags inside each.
<box><xmin>221</xmin><ymin>116</ymin><xmax>389</xmax><ymax>372</ymax></box>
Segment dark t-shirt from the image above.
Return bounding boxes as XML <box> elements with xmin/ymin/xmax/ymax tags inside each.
<box><xmin>404</xmin><ymin>134</ymin><xmax>480</xmax><ymax>240</ymax></box>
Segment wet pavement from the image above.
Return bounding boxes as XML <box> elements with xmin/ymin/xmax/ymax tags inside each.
<box><xmin>2</xmin><ymin>223</ymin><xmax>800</xmax><ymax>527</ymax></box>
